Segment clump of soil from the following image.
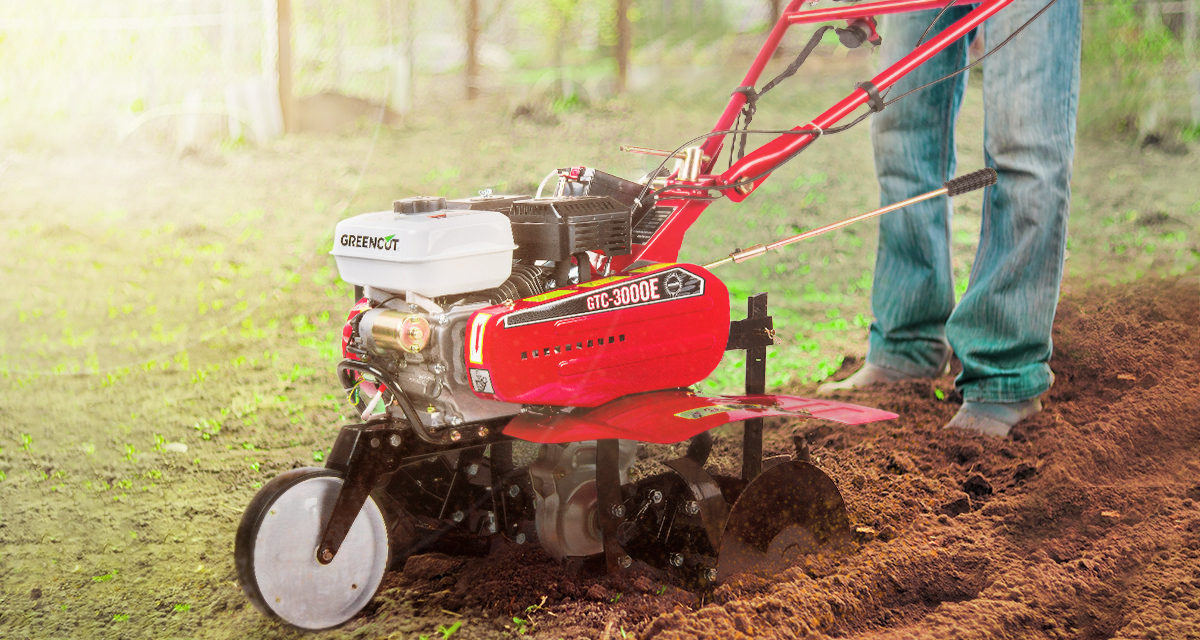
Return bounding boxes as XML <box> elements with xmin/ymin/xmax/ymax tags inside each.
<box><xmin>386</xmin><ymin>276</ymin><xmax>1200</xmax><ymax>639</ymax></box>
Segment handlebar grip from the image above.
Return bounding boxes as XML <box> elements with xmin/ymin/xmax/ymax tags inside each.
<box><xmin>944</xmin><ymin>168</ymin><xmax>998</xmax><ymax>197</ymax></box>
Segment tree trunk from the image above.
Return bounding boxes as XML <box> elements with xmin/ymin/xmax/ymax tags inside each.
<box><xmin>769</xmin><ymin>0</ymin><xmax>782</xmax><ymax>27</ymax></box>
<box><xmin>615</xmin><ymin>0</ymin><xmax>632</xmax><ymax>93</ymax></box>
<box><xmin>276</xmin><ymin>0</ymin><xmax>295</xmax><ymax>133</ymax></box>
<box><xmin>387</xmin><ymin>0</ymin><xmax>416</xmax><ymax>114</ymax></box>
<box><xmin>466</xmin><ymin>0</ymin><xmax>480</xmax><ymax>100</ymax></box>
<box><xmin>1182</xmin><ymin>0</ymin><xmax>1199</xmax><ymax>127</ymax></box>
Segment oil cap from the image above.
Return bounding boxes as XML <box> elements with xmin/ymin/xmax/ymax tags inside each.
<box><xmin>394</xmin><ymin>196</ymin><xmax>447</xmax><ymax>214</ymax></box>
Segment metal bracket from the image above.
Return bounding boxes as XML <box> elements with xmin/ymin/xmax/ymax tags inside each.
<box><xmin>316</xmin><ymin>422</ymin><xmax>405</xmax><ymax>564</ymax></box>
<box><xmin>726</xmin><ymin>315</ymin><xmax>775</xmax><ymax>350</ymax></box>
<box><xmin>663</xmin><ymin>456</ymin><xmax>729</xmax><ymax>551</ymax></box>
<box><xmin>741</xmin><ymin>293</ymin><xmax>769</xmax><ymax>482</ymax></box>
<box><xmin>596</xmin><ymin>438</ymin><xmax>630</xmax><ymax>573</ymax></box>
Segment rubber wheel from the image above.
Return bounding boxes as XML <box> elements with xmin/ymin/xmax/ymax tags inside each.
<box><xmin>235</xmin><ymin>467</ymin><xmax>389</xmax><ymax>630</ymax></box>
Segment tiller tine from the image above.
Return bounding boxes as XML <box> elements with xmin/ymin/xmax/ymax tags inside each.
<box><xmin>716</xmin><ymin>460</ymin><xmax>852</xmax><ymax>582</ymax></box>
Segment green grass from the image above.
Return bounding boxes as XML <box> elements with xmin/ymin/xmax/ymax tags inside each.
<box><xmin>0</xmin><ymin>41</ymin><xmax>1194</xmax><ymax>640</ymax></box>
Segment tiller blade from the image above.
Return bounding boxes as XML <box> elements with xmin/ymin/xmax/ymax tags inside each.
<box><xmin>716</xmin><ymin>460</ymin><xmax>852</xmax><ymax>581</ymax></box>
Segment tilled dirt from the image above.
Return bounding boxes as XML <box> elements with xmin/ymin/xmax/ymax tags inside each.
<box><xmin>382</xmin><ymin>275</ymin><xmax>1200</xmax><ymax>639</ymax></box>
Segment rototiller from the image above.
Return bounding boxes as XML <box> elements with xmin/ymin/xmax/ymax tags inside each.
<box><xmin>235</xmin><ymin>0</ymin><xmax>1018</xmax><ymax>629</ymax></box>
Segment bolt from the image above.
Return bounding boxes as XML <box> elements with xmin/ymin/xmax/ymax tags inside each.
<box><xmin>465</xmin><ymin>463</ymin><xmax>479</xmax><ymax>477</ymax></box>
<box><xmin>683</xmin><ymin>501</ymin><xmax>700</xmax><ymax>516</ymax></box>
<box><xmin>514</xmin><ymin>532</ymin><xmax>527</xmax><ymax>545</ymax></box>
<box><xmin>477</xmin><ymin>426</ymin><xmax>490</xmax><ymax>437</ymax></box>
<box><xmin>450</xmin><ymin>430</ymin><xmax>462</xmax><ymax>442</ymax></box>
<box><xmin>669</xmin><ymin>553</ymin><xmax>684</xmax><ymax>568</ymax></box>
<box><xmin>388</xmin><ymin>433</ymin><xmax>402</xmax><ymax>448</ymax></box>
<box><xmin>369</xmin><ymin>437</ymin><xmax>381</xmax><ymax>448</ymax></box>
<box><xmin>649</xmin><ymin>490</ymin><xmax>663</xmax><ymax>504</ymax></box>
<box><xmin>437</xmin><ymin>314</ymin><xmax>450</xmax><ymax>326</ymax></box>
<box><xmin>485</xmin><ymin>512</ymin><xmax>497</xmax><ymax>534</ymax></box>
<box><xmin>432</xmin><ymin>362</ymin><xmax>448</xmax><ymax>375</ymax></box>
<box><xmin>451</xmin><ymin>510</ymin><xmax>465</xmax><ymax>523</ymax></box>
<box><xmin>610</xmin><ymin>504</ymin><xmax>626</xmax><ymax>519</ymax></box>
<box><xmin>508</xmin><ymin>484</ymin><xmax>521</xmax><ymax>498</ymax></box>
<box><xmin>319</xmin><ymin>548</ymin><xmax>334</xmax><ymax>563</ymax></box>
<box><xmin>618</xmin><ymin>555</ymin><xmax>633</xmax><ymax>569</ymax></box>
<box><xmin>449</xmin><ymin>415</ymin><xmax>464</xmax><ymax>426</ymax></box>
<box><xmin>704</xmin><ymin>568</ymin><xmax>718</xmax><ymax>583</ymax></box>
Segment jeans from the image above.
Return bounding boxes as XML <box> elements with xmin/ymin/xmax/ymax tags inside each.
<box><xmin>866</xmin><ymin>0</ymin><xmax>1081</xmax><ymax>403</ymax></box>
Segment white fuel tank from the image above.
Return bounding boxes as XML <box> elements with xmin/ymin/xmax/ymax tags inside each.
<box><xmin>331</xmin><ymin>200</ymin><xmax>516</xmax><ymax>298</ymax></box>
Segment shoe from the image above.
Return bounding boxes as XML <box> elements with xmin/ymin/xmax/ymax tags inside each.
<box><xmin>943</xmin><ymin>398</ymin><xmax>1042</xmax><ymax>438</ymax></box>
<box><xmin>816</xmin><ymin>362</ymin><xmax>924</xmax><ymax>395</ymax></box>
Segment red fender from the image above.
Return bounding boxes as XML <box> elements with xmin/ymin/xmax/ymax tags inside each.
<box><xmin>502</xmin><ymin>389</ymin><xmax>898</xmax><ymax>444</ymax></box>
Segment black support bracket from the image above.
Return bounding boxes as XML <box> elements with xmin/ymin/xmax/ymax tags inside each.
<box><xmin>316</xmin><ymin>422</ymin><xmax>405</xmax><ymax>564</ymax></box>
<box><xmin>596</xmin><ymin>438</ymin><xmax>629</xmax><ymax>573</ymax></box>
<box><xmin>726</xmin><ymin>293</ymin><xmax>774</xmax><ymax>483</ymax></box>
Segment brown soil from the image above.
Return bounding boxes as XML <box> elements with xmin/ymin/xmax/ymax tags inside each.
<box><xmin>382</xmin><ymin>275</ymin><xmax>1200</xmax><ymax>639</ymax></box>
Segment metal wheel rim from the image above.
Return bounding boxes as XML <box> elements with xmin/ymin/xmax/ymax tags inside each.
<box><xmin>246</xmin><ymin>473</ymin><xmax>389</xmax><ymax>630</ymax></box>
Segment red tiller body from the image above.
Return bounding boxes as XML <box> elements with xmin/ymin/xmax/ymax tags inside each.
<box><xmin>465</xmin><ymin>263</ymin><xmax>729</xmax><ymax>407</ymax></box>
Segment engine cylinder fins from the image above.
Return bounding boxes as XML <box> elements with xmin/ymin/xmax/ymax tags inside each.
<box><xmin>715</xmin><ymin>460</ymin><xmax>852</xmax><ymax>582</ymax></box>
<box><xmin>480</xmin><ymin>262</ymin><xmax>552</xmax><ymax>303</ymax></box>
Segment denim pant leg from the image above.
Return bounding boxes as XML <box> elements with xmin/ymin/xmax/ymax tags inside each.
<box><xmin>867</xmin><ymin>8</ymin><xmax>971</xmax><ymax>377</ymax></box>
<box><xmin>948</xmin><ymin>0</ymin><xmax>1081</xmax><ymax>403</ymax></box>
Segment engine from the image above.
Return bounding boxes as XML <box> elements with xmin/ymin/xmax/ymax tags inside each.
<box><xmin>330</xmin><ymin>189</ymin><xmax>637</xmax><ymax>441</ymax></box>
<box><xmin>328</xmin><ymin>176</ymin><xmax>729</xmax><ymax>565</ymax></box>
<box><xmin>329</xmin><ymin>170</ymin><xmax>728</xmax><ymax>447</ymax></box>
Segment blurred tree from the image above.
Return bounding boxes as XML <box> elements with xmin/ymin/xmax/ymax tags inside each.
<box><xmin>387</xmin><ymin>0</ymin><xmax>416</xmax><ymax>114</ymax></box>
<box><xmin>616</xmin><ymin>0</ymin><xmax>632</xmax><ymax>93</ymax></box>
<box><xmin>278</xmin><ymin>0</ymin><xmax>296</xmax><ymax>132</ymax></box>
<box><xmin>467</xmin><ymin>0</ymin><xmax>481</xmax><ymax>99</ymax></box>
<box><xmin>461</xmin><ymin>0</ymin><xmax>511</xmax><ymax>99</ymax></box>
<box><xmin>548</xmin><ymin>0</ymin><xmax>582</xmax><ymax>98</ymax></box>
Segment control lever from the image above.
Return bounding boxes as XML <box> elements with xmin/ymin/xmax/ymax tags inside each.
<box><xmin>705</xmin><ymin>168</ymin><xmax>997</xmax><ymax>269</ymax></box>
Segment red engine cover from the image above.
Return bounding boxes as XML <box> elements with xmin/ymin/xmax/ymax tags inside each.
<box><xmin>464</xmin><ymin>263</ymin><xmax>729</xmax><ymax>407</ymax></box>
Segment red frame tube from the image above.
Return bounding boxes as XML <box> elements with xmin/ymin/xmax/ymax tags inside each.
<box><xmin>621</xmin><ymin>0</ymin><xmax>1013</xmax><ymax>267</ymax></box>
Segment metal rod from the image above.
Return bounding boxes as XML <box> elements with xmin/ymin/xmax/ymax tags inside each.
<box><xmin>620</xmin><ymin>144</ymin><xmax>687</xmax><ymax>159</ymax></box>
<box><xmin>785</xmin><ymin>0</ymin><xmax>983</xmax><ymax>24</ymax></box>
<box><xmin>704</xmin><ymin>186</ymin><xmax>948</xmax><ymax>270</ymax></box>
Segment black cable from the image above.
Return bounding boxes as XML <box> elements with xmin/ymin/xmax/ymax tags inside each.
<box><xmin>916</xmin><ymin>0</ymin><xmax>960</xmax><ymax>49</ymax></box>
<box><xmin>889</xmin><ymin>0</ymin><xmax>959</xmax><ymax>106</ymax></box>
<box><xmin>730</xmin><ymin>26</ymin><xmax>834</xmax><ymax>165</ymax></box>
<box><xmin>883</xmin><ymin>0</ymin><xmax>1065</xmax><ymax>108</ymax></box>
<box><xmin>632</xmin><ymin>125</ymin><xmax>830</xmax><ymax>209</ymax></box>
<box><xmin>648</xmin><ymin>116</ymin><xmax>873</xmax><ymax>201</ymax></box>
